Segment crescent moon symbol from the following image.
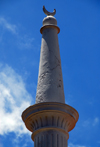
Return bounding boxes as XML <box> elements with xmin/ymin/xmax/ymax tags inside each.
<box><xmin>43</xmin><ymin>6</ymin><xmax>56</xmax><ymax>16</ymax></box>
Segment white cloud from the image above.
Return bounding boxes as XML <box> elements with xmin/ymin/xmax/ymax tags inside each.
<box><xmin>0</xmin><ymin>64</ymin><xmax>33</xmax><ymax>136</ymax></box>
<box><xmin>82</xmin><ymin>117</ymin><xmax>99</xmax><ymax>127</ymax></box>
<box><xmin>0</xmin><ymin>17</ymin><xmax>17</xmax><ymax>34</ymax></box>
<box><xmin>69</xmin><ymin>143</ymin><xmax>86</xmax><ymax>147</ymax></box>
<box><xmin>0</xmin><ymin>17</ymin><xmax>37</xmax><ymax>50</ymax></box>
<box><xmin>0</xmin><ymin>142</ymin><xmax>3</xmax><ymax>147</ymax></box>
<box><xmin>18</xmin><ymin>35</ymin><xmax>34</xmax><ymax>50</ymax></box>
<box><xmin>97</xmin><ymin>141</ymin><xmax>100</xmax><ymax>144</ymax></box>
<box><xmin>93</xmin><ymin>117</ymin><xmax>99</xmax><ymax>126</ymax></box>
<box><xmin>82</xmin><ymin>119</ymin><xmax>90</xmax><ymax>127</ymax></box>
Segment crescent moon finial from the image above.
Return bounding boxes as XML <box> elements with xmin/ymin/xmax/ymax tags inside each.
<box><xmin>43</xmin><ymin>6</ymin><xmax>56</xmax><ymax>16</ymax></box>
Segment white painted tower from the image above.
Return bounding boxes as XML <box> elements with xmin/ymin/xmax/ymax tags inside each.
<box><xmin>22</xmin><ymin>6</ymin><xmax>79</xmax><ymax>147</ymax></box>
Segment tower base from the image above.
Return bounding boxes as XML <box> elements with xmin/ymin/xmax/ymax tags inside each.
<box><xmin>22</xmin><ymin>102</ymin><xmax>79</xmax><ymax>147</ymax></box>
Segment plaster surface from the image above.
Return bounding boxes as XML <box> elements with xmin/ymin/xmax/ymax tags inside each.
<box><xmin>36</xmin><ymin>27</ymin><xmax>65</xmax><ymax>104</ymax></box>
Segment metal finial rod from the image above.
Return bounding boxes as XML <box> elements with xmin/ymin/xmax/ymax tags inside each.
<box><xmin>43</xmin><ymin>6</ymin><xmax>56</xmax><ymax>16</ymax></box>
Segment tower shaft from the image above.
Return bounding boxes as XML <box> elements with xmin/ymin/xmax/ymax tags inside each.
<box><xmin>36</xmin><ymin>27</ymin><xmax>65</xmax><ymax>104</ymax></box>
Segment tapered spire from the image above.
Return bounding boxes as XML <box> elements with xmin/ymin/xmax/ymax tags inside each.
<box><xmin>36</xmin><ymin>6</ymin><xmax>64</xmax><ymax>103</ymax></box>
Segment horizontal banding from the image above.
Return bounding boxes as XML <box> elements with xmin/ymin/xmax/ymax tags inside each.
<box><xmin>40</xmin><ymin>25</ymin><xmax>60</xmax><ymax>34</ymax></box>
<box><xmin>31</xmin><ymin>126</ymin><xmax>69</xmax><ymax>141</ymax></box>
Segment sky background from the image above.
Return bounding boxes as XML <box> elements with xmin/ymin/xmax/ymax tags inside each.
<box><xmin>0</xmin><ymin>0</ymin><xmax>100</xmax><ymax>147</ymax></box>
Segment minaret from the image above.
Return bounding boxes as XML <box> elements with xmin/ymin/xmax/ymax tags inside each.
<box><xmin>22</xmin><ymin>6</ymin><xmax>79</xmax><ymax>147</ymax></box>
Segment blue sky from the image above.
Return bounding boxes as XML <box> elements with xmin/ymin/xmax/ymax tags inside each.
<box><xmin>0</xmin><ymin>0</ymin><xmax>100</xmax><ymax>147</ymax></box>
